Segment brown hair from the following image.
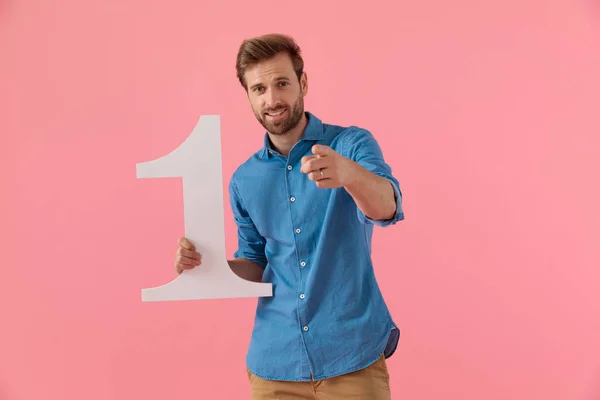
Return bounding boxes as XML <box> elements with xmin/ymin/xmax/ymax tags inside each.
<box><xmin>235</xmin><ymin>33</ymin><xmax>304</xmax><ymax>90</ymax></box>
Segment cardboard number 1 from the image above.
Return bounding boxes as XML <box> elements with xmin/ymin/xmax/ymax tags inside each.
<box><xmin>136</xmin><ymin>115</ymin><xmax>273</xmax><ymax>301</ymax></box>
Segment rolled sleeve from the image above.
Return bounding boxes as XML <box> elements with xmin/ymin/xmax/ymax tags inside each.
<box><xmin>343</xmin><ymin>127</ymin><xmax>404</xmax><ymax>227</ymax></box>
<box><xmin>229</xmin><ymin>178</ymin><xmax>268</xmax><ymax>268</ymax></box>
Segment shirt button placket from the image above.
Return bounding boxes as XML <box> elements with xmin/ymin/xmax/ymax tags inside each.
<box><xmin>287</xmin><ymin>162</ymin><xmax>310</xmax><ymax>341</ymax></box>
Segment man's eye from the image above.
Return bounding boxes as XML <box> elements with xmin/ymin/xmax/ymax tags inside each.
<box><xmin>279</xmin><ymin>82</ymin><xmax>289</xmax><ymax>86</ymax></box>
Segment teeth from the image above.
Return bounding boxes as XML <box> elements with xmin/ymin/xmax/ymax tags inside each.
<box><xmin>268</xmin><ymin>110</ymin><xmax>284</xmax><ymax>116</ymax></box>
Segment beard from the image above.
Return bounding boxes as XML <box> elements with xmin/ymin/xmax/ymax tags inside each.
<box><xmin>254</xmin><ymin>94</ymin><xmax>304</xmax><ymax>136</ymax></box>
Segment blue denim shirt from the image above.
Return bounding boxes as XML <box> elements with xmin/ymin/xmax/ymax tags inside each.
<box><xmin>229</xmin><ymin>112</ymin><xmax>404</xmax><ymax>381</ymax></box>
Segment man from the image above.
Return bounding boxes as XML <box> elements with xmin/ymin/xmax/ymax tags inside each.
<box><xmin>174</xmin><ymin>33</ymin><xmax>404</xmax><ymax>399</ymax></box>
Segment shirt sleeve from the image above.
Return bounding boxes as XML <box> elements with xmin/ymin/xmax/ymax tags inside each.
<box><xmin>228</xmin><ymin>177</ymin><xmax>268</xmax><ymax>268</ymax></box>
<box><xmin>342</xmin><ymin>127</ymin><xmax>404</xmax><ymax>227</ymax></box>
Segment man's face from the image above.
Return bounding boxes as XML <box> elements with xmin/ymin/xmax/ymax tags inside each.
<box><xmin>244</xmin><ymin>52</ymin><xmax>307</xmax><ymax>136</ymax></box>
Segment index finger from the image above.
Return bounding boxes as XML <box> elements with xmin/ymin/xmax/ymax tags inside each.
<box><xmin>178</xmin><ymin>237</ymin><xmax>195</xmax><ymax>251</ymax></box>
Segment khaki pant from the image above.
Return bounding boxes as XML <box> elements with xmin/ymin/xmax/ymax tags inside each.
<box><xmin>246</xmin><ymin>354</ymin><xmax>391</xmax><ymax>400</ymax></box>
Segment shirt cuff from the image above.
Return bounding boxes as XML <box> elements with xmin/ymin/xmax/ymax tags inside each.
<box><xmin>357</xmin><ymin>178</ymin><xmax>404</xmax><ymax>227</ymax></box>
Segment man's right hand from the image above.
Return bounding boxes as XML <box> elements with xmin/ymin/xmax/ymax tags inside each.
<box><xmin>174</xmin><ymin>237</ymin><xmax>202</xmax><ymax>274</ymax></box>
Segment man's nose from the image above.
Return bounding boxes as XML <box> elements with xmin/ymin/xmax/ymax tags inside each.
<box><xmin>264</xmin><ymin>88</ymin><xmax>281</xmax><ymax>109</ymax></box>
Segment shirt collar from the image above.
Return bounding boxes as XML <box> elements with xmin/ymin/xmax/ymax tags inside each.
<box><xmin>261</xmin><ymin>112</ymin><xmax>323</xmax><ymax>158</ymax></box>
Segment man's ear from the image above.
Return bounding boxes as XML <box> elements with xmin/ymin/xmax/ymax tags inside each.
<box><xmin>300</xmin><ymin>72</ymin><xmax>308</xmax><ymax>96</ymax></box>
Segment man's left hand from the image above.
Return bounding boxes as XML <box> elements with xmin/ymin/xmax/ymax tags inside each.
<box><xmin>300</xmin><ymin>144</ymin><xmax>356</xmax><ymax>188</ymax></box>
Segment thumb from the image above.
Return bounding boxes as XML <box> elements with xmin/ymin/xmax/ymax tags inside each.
<box><xmin>312</xmin><ymin>144</ymin><xmax>331</xmax><ymax>156</ymax></box>
<box><xmin>179</xmin><ymin>237</ymin><xmax>195</xmax><ymax>251</ymax></box>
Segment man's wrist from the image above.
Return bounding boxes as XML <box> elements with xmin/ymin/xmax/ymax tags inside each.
<box><xmin>342</xmin><ymin>158</ymin><xmax>363</xmax><ymax>189</ymax></box>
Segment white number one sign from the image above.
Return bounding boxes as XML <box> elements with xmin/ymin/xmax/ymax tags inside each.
<box><xmin>136</xmin><ymin>115</ymin><xmax>273</xmax><ymax>301</ymax></box>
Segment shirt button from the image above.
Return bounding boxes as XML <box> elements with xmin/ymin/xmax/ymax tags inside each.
<box><xmin>295</xmin><ymin>228</ymin><xmax>301</xmax><ymax>234</ymax></box>
<box><xmin>300</xmin><ymin>261</ymin><xmax>306</xmax><ymax>267</ymax></box>
<box><xmin>290</xmin><ymin>196</ymin><xmax>296</xmax><ymax>202</ymax></box>
<box><xmin>287</xmin><ymin>165</ymin><xmax>292</xmax><ymax>170</ymax></box>
<box><xmin>303</xmin><ymin>326</ymin><xmax>309</xmax><ymax>332</ymax></box>
<box><xmin>299</xmin><ymin>294</ymin><xmax>305</xmax><ymax>299</ymax></box>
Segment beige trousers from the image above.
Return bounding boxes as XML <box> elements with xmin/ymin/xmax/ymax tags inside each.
<box><xmin>246</xmin><ymin>354</ymin><xmax>391</xmax><ymax>400</ymax></box>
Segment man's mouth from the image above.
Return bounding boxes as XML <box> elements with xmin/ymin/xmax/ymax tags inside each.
<box><xmin>265</xmin><ymin>109</ymin><xmax>287</xmax><ymax>120</ymax></box>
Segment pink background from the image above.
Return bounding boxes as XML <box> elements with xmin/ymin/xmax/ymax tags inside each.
<box><xmin>1</xmin><ymin>0</ymin><xmax>600</xmax><ymax>399</ymax></box>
